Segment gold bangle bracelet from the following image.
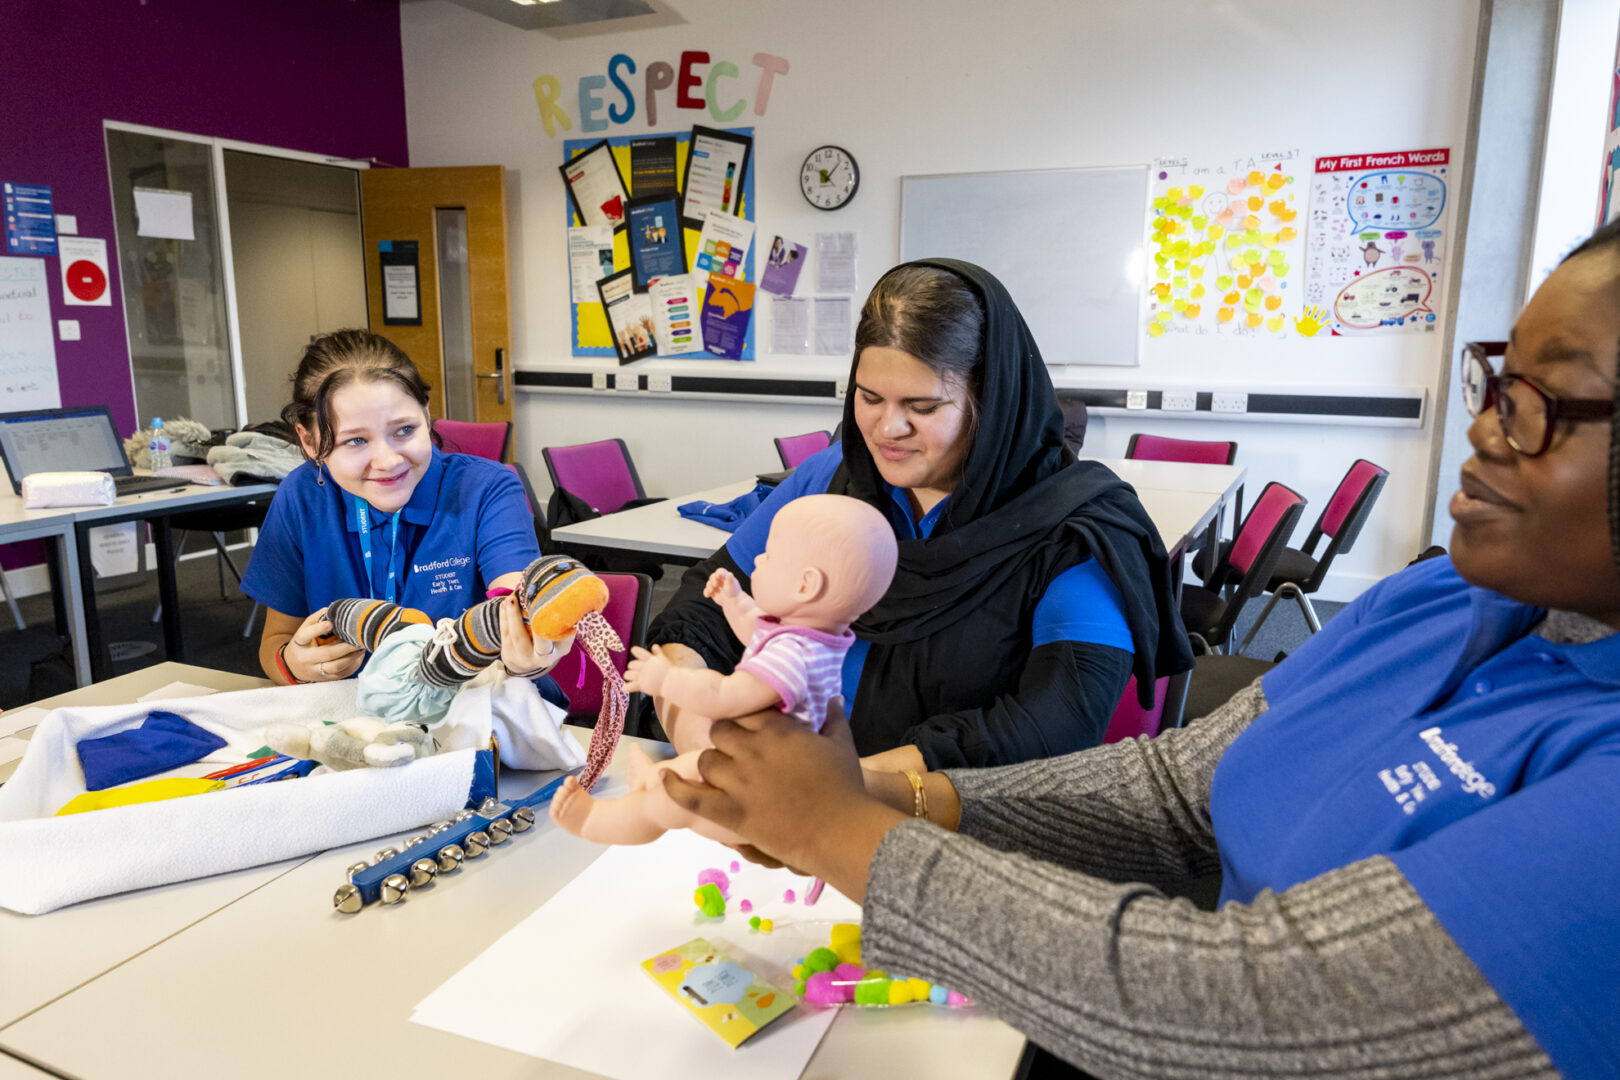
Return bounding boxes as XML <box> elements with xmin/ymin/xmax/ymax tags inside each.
<box><xmin>902</xmin><ymin>769</ymin><xmax>928</xmax><ymax>821</ymax></box>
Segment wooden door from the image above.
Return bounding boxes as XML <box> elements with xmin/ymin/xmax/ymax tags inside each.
<box><xmin>359</xmin><ymin>166</ymin><xmax>512</xmax><ymax>435</ymax></box>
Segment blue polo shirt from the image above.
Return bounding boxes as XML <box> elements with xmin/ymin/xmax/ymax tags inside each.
<box><xmin>726</xmin><ymin>444</ymin><xmax>1132</xmax><ymax>709</ymax></box>
<box><xmin>1210</xmin><ymin>556</ymin><xmax>1620</xmax><ymax>1079</ymax></box>
<box><xmin>243</xmin><ymin>448</ymin><xmax>539</xmax><ymax>623</ymax></box>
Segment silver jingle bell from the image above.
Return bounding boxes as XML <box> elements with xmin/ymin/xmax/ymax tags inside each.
<box><xmin>405</xmin><ymin>834</ymin><xmax>428</xmax><ymax>849</ymax></box>
<box><xmin>511</xmin><ymin>806</ymin><xmax>536</xmax><ymax>832</ymax></box>
<box><xmin>437</xmin><ymin>844</ymin><xmax>465</xmax><ymax>873</ymax></box>
<box><xmin>454</xmin><ymin>809</ymin><xmax>476</xmax><ymax>823</ymax></box>
<box><xmin>409</xmin><ymin>858</ymin><xmax>439</xmax><ymax>887</ymax></box>
<box><xmin>381</xmin><ymin>874</ymin><xmax>410</xmax><ymax>904</ymax></box>
<box><xmin>464</xmin><ymin>830</ymin><xmax>490</xmax><ymax>857</ymax></box>
<box><xmin>346</xmin><ymin>861</ymin><xmax>370</xmax><ymax>883</ymax></box>
<box><xmin>479</xmin><ymin>797</ymin><xmax>500</xmax><ymax>815</ymax></box>
<box><xmin>488</xmin><ymin>818</ymin><xmax>513</xmax><ymax>845</ymax></box>
<box><xmin>373</xmin><ymin>847</ymin><xmax>398</xmax><ymax>864</ymax></box>
<box><xmin>333</xmin><ymin>884</ymin><xmax>363</xmax><ymax>914</ymax></box>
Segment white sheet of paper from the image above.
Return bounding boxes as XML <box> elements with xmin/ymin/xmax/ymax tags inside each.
<box><xmin>568</xmin><ymin>225</ymin><xmax>616</xmax><ymax>303</ymax></box>
<box><xmin>132</xmin><ymin>187</ymin><xmax>195</xmax><ymax>241</ymax></box>
<box><xmin>411</xmin><ymin>829</ymin><xmax>858</xmax><ymax>1080</ymax></box>
<box><xmin>137</xmin><ymin>683</ymin><xmax>220</xmax><ymax>703</ymax></box>
<box><xmin>813</xmin><ymin>297</ymin><xmax>853</xmax><ymax>355</ymax></box>
<box><xmin>0</xmin><ymin>709</ymin><xmax>48</xmax><ymax>740</ymax></box>
<box><xmin>0</xmin><ymin>257</ymin><xmax>62</xmax><ymax>409</ymax></box>
<box><xmin>88</xmin><ymin>522</ymin><xmax>139</xmax><ymax>578</ymax></box>
<box><xmin>815</xmin><ymin>231</ymin><xmax>857</xmax><ymax>293</ymax></box>
<box><xmin>0</xmin><ymin>740</ymin><xmax>28</xmax><ymax>768</ymax></box>
<box><xmin>771</xmin><ymin>297</ymin><xmax>810</xmax><ymax>355</ymax></box>
<box><xmin>649</xmin><ymin>273</ymin><xmax>705</xmax><ymax>355</ymax></box>
<box><xmin>383</xmin><ymin>264</ymin><xmax>419</xmax><ymax>321</ymax></box>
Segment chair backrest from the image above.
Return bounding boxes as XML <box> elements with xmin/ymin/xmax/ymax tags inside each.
<box><xmin>542</xmin><ymin>438</ymin><xmax>647</xmax><ymax>515</ymax></box>
<box><xmin>547</xmin><ymin>571</ymin><xmax>653</xmax><ymax>725</ymax></box>
<box><xmin>1286</xmin><ymin>459</ymin><xmax>1388</xmax><ymax>592</ymax></box>
<box><xmin>504</xmin><ymin>462</ymin><xmax>550</xmax><ymax>550</ymax></box>
<box><xmin>1209</xmin><ymin>481</ymin><xmax>1306</xmax><ymax>642</ymax></box>
<box><xmin>436</xmin><ymin>419</ymin><xmax>511</xmax><ymax>462</ymax></box>
<box><xmin>1103</xmin><ymin>674</ymin><xmax>1166</xmax><ymax>743</ymax></box>
<box><xmin>774</xmin><ymin>430</ymin><xmax>832</xmax><ymax>469</ymax></box>
<box><xmin>1126</xmin><ymin>433</ymin><xmax>1238</xmax><ymax>466</ymax></box>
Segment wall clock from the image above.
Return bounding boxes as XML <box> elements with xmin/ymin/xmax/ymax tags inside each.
<box><xmin>800</xmin><ymin>145</ymin><xmax>859</xmax><ymax>210</ymax></box>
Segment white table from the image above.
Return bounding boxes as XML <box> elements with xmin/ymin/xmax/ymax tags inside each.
<box><xmin>0</xmin><ymin>481</ymin><xmax>277</xmax><ymax>685</ymax></box>
<box><xmin>553</xmin><ymin>459</ymin><xmax>1248</xmax><ymax>566</ymax></box>
<box><xmin>0</xmin><ymin>664</ymin><xmax>1027</xmax><ymax>1080</ymax></box>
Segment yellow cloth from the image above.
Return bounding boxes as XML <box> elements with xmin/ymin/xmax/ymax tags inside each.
<box><xmin>56</xmin><ymin>777</ymin><xmax>224</xmax><ymax>816</ymax></box>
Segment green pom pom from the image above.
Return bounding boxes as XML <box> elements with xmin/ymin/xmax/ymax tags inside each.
<box><xmin>803</xmin><ymin>947</ymin><xmax>840</xmax><ymax>974</ymax></box>
<box><xmin>794</xmin><ymin>979</ymin><xmax>808</xmax><ymax>996</ymax></box>
<box><xmin>853</xmin><ymin>976</ymin><xmax>892</xmax><ymax>1006</ymax></box>
<box><xmin>693</xmin><ymin>883</ymin><xmax>726</xmax><ymax>918</ymax></box>
<box><xmin>749</xmin><ymin>915</ymin><xmax>762</xmax><ymax>930</ymax></box>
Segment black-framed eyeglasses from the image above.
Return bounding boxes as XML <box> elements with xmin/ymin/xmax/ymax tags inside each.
<box><xmin>1460</xmin><ymin>341</ymin><xmax>1614</xmax><ymax>457</ymax></box>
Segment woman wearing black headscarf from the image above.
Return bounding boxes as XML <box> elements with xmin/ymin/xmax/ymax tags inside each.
<box><xmin>648</xmin><ymin>260</ymin><xmax>1193</xmax><ymax>769</ymax></box>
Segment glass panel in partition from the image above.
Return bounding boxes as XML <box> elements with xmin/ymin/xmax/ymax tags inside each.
<box><xmin>436</xmin><ymin>207</ymin><xmax>475</xmax><ymax>422</ymax></box>
<box><xmin>105</xmin><ymin>127</ymin><xmax>237</xmax><ymax>434</ymax></box>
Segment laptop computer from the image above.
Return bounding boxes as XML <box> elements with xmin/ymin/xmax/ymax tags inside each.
<box><xmin>0</xmin><ymin>405</ymin><xmax>189</xmax><ymax>497</ymax></box>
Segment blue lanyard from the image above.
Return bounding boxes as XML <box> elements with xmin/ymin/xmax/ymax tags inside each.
<box><xmin>352</xmin><ymin>496</ymin><xmax>404</xmax><ymax>604</ymax></box>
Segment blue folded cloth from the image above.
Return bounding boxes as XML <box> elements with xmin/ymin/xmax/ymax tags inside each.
<box><xmin>677</xmin><ymin>482</ymin><xmax>773</xmax><ymax>532</ymax></box>
<box><xmin>76</xmin><ymin>710</ymin><xmax>229</xmax><ymax>791</ymax></box>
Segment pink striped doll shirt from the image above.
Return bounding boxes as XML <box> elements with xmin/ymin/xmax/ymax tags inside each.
<box><xmin>733</xmin><ymin>617</ymin><xmax>856</xmax><ymax>731</ymax></box>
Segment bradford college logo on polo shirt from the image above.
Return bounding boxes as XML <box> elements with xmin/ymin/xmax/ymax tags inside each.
<box><xmin>1378</xmin><ymin>725</ymin><xmax>1499</xmax><ymax>815</ymax></box>
<box><xmin>415</xmin><ymin>555</ymin><xmax>473</xmax><ymax>597</ymax></box>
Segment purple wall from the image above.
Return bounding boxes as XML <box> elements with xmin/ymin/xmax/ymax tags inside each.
<box><xmin>0</xmin><ymin>0</ymin><xmax>408</xmax><ymax>571</ymax></box>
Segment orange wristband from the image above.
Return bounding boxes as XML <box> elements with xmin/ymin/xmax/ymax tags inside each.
<box><xmin>275</xmin><ymin>642</ymin><xmax>304</xmax><ymax>685</ymax></box>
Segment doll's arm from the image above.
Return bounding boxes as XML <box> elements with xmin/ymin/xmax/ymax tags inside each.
<box><xmin>656</xmin><ymin>665</ymin><xmax>782</xmax><ymax>720</ymax></box>
<box><xmin>705</xmin><ymin>567</ymin><xmax>762</xmax><ymax>643</ymax></box>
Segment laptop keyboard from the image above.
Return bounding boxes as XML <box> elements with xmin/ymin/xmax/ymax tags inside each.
<box><xmin>113</xmin><ymin>474</ymin><xmax>189</xmax><ymax>496</ymax></box>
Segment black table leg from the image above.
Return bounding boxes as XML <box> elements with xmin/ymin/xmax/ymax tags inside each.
<box><xmin>45</xmin><ymin>542</ymin><xmax>68</xmax><ymax>637</ymax></box>
<box><xmin>152</xmin><ymin>515</ymin><xmax>184</xmax><ymax>662</ymax></box>
<box><xmin>75</xmin><ymin>524</ymin><xmax>113</xmax><ymax>682</ymax></box>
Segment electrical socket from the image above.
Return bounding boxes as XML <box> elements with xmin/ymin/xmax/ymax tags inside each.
<box><xmin>1211</xmin><ymin>392</ymin><xmax>1249</xmax><ymax>413</ymax></box>
<box><xmin>612</xmin><ymin>373</ymin><xmax>638</xmax><ymax>391</ymax></box>
<box><xmin>1161</xmin><ymin>391</ymin><xmax>1197</xmax><ymax>412</ymax></box>
<box><xmin>646</xmin><ymin>374</ymin><xmax>673</xmax><ymax>392</ymax></box>
<box><xmin>1125</xmin><ymin>390</ymin><xmax>1148</xmax><ymax>410</ymax></box>
<box><xmin>590</xmin><ymin>372</ymin><xmax>608</xmax><ymax>390</ymax></box>
<box><xmin>835</xmin><ymin>379</ymin><xmax>849</xmax><ymax>398</ymax></box>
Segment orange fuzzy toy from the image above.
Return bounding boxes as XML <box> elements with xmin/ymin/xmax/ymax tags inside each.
<box><xmin>517</xmin><ymin>556</ymin><xmax>610</xmax><ymax>640</ymax></box>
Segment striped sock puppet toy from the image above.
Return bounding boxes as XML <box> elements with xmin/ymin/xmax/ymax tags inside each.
<box><xmin>317</xmin><ymin>556</ymin><xmax>630</xmax><ymax>791</ymax></box>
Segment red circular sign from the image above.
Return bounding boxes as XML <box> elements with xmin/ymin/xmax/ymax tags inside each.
<box><xmin>66</xmin><ymin>259</ymin><xmax>106</xmax><ymax>302</ymax></box>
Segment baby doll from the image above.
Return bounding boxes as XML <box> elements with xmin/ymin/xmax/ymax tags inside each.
<box><xmin>551</xmin><ymin>494</ymin><xmax>898</xmax><ymax>846</ymax></box>
<box><xmin>267</xmin><ymin>555</ymin><xmax>629</xmax><ymax>790</ymax></box>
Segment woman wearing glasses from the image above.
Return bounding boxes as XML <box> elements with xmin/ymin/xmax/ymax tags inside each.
<box><xmin>665</xmin><ymin>221</ymin><xmax>1620</xmax><ymax>1078</ymax></box>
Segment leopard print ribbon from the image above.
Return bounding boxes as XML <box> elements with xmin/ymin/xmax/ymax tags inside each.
<box><xmin>573</xmin><ymin>609</ymin><xmax>627</xmax><ymax>792</ymax></box>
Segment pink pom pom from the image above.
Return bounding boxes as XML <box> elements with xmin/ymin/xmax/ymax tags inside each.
<box><xmin>729</xmin><ymin>860</ymin><xmax>740</xmax><ymax>873</ymax></box>
<box><xmin>946</xmin><ymin>991</ymin><xmax>968</xmax><ymax>1007</ymax></box>
<box><xmin>782</xmin><ymin>889</ymin><xmax>796</xmax><ymax>904</ymax></box>
<box><xmin>832</xmin><ymin>963</ymin><xmax>865</xmax><ymax>983</ymax></box>
<box><xmin>739</xmin><ymin>899</ymin><xmax>753</xmax><ymax>913</ymax></box>
<box><xmin>696</xmin><ymin>868</ymin><xmax>730</xmax><ymax>899</ymax></box>
<box><xmin>804</xmin><ymin>971</ymin><xmax>848</xmax><ymax>1005</ymax></box>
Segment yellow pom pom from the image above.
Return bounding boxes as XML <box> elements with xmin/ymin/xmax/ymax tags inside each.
<box><xmin>888</xmin><ymin>981</ymin><xmax>915</xmax><ymax>1005</ymax></box>
<box><xmin>907</xmin><ymin>977</ymin><xmax>931</xmax><ymax>1000</ymax></box>
<box><xmin>759</xmin><ymin>918</ymin><xmax>774</xmax><ymax>933</ymax></box>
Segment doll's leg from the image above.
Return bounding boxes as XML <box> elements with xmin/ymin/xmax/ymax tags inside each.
<box><xmin>325</xmin><ymin>598</ymin><xmax>431</xmax><ymax>651</ymax></box>
<box><xmin>550</xmin><ymin>746</ymin><xmax>743</xmax><ymax>846</ymax></box>
<box><xmin>416</xmin><ymin>597</ymin><xmax>506</xmax><ymax>687</ymax></box>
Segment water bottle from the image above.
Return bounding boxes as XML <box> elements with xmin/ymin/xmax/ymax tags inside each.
<box><xmin>148</xmin><ymin>417</ymin><xmax>172</xmax><ymax>472</ymax></box>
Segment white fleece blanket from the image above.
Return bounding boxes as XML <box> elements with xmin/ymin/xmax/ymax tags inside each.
<box><xmin>0</xmin><ymin>682</ymin><xmax>477</xmax><ymax>916</ymax></box>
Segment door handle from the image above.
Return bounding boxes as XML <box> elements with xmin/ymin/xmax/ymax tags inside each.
<box><xmin>477</xmin><ymin>347</ymin><xmax>506</xmax><ymax>406</ymax></box>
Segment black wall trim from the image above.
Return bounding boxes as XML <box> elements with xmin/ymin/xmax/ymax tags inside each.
<box><xmin>515</xmin><ymin>371</ymin><xmax>1419</xmax><ymax>420</ymax></box>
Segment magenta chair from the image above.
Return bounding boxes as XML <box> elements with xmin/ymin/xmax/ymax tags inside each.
<box><xmin>547</xmin><ymin>571</ymin><xmax>653</xmax><ymax>733</ymax></box>
<box><xmin>1178</xmin><ymin>480</ymin><xmax>1306</xmax><ymax>654</ymax></box>
<box><xmin>437</xmin><ymin>419</ymin><xmax>511</xmax><ymax>462</ymax></box>
<box><xmin>1234</xmin><ymin>459</ymin><xmax>1388</xmax><ymax>653</ymax></box>
<box><xmin>774</xmin><ymin>430</ymin><xmax>832</xmax><ymax>469</ymax></box>
<box><xmin>541</xmin><ymin>438</ymin><xmax>652</xmax><ymax>518</ymax></box>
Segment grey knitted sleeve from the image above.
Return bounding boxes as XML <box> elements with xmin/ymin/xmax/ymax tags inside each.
<box><xmin>939</xmin><ymin>678</ymin><xmax>1267</xmax><ymax>884</ymax></box>
<box><xmin>861</xmin><ymin>677</ymin><xmax>1553</xmax><ymax>1079</ymax></box>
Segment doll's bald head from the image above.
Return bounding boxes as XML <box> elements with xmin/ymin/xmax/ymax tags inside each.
<box><xmin>752</xmin><ymin>495</ymin><xmax>897</xmax><ymax>630</ymax></box>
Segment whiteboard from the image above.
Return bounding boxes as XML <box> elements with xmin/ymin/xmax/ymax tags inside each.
<box><xmin>0</xmin><ymin>257</ymin><xmax>61</xmax><ymax>409</ymax></box>
<box><xmin>900</xmin><ymin>165</ymin><xmax>1149</xmax><ymax>367</ymax></box>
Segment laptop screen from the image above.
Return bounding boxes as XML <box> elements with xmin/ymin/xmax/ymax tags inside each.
<box><xmin>0</xmin><ymin>407</ymin><xmax>131</xmax><ymax>491</ymax></box>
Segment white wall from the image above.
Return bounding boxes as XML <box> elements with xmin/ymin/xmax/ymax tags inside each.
<box><xmin>401</xmin><ymin>0</ymin><xmax>1483</xmax><ymax>599</ymax></box>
